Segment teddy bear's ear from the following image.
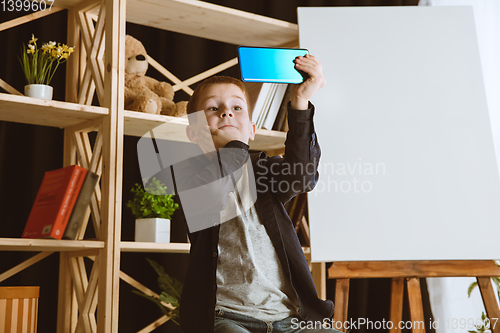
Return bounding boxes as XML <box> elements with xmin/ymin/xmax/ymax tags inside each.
<box><xmin>125</xmin><ymin>35</ymin><xmax>135</xmax><ymax>60</ymax></box>
<box><xmin>125</xmin><ymin>35</ymin><xmax>147</xmax><ymax>60</ymax></box>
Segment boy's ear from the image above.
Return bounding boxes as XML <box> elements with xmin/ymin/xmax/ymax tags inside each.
<box><xmin>186</xmin><ymin>124</ymin><xmax>197</xmax><ymax>143</ymax></box>
<box><xmin>248</xmin><ymin>121</ymin><xmax>256</xmax><ymax>141</ymax></box>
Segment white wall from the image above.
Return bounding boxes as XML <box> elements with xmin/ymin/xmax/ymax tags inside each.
<box><xmin>298</xmin><ymin>6</ymin><xmax>500</xmax><ymax>262</ymax></box>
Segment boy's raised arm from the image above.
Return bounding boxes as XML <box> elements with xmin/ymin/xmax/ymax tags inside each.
<box><xmin>256</xmin><ymin>55</ymin><xmax>325</xmax><ymax>204</ymax></box>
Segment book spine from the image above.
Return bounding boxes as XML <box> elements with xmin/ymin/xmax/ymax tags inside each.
<box><xmin>257</xmin><ymin>83</ymin><xmax>277</xmax><ymax>129</ymax></box>
<box><xmin>62</xmin><ymin>171</ymin><xmax>99</xmax><ymax>240</ymax></box>
<box><xmin>263</xmin><ymin>83</ymin><xmax>288</xmax><ymax>130</ymax></box>
<box><xmin>273</xmin><ymin>84</ymin><xmax>292</xmax><ymax>131</ymax></box>
<box><xmin>50</xmin><ymin>167</ymin><xmax>87</xmax><ymax>239</ymax></box>
<box><xmin>252</xmin><ymin>83</ymin><xmax>272</xmax><ymax>124</ymax></box>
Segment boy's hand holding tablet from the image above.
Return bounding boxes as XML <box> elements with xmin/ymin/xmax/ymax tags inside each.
<box><xmin>238</xmin><ymin>46</ymin><xmax>325</xmax><ymax>110</ymax></box>
<box><xmin>290</xmin><ymin>54</ymin><xmax>326</xmax><ymax>110</ymax></box>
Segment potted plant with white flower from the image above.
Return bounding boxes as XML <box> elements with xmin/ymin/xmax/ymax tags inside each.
<box><xmin>19</xmin><ymin>34</ymin><xmax>74</xmax><ymax>100</ymax></box>
<box><xmin>126</xmin><ymin>177</ymin><xmax>179</xmax><ymax>243</ymax></box>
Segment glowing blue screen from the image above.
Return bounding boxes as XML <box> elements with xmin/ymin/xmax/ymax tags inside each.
<box><xmin>238</xmin><ymin>47</ymin><xmax>309</xmax><ymax>84</ymax></box>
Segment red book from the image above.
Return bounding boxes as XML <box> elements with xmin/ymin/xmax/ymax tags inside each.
<box><xmin>22</xmin><ymin>165</ymin><xmax>88</xmax><ymax>240</ymax></box>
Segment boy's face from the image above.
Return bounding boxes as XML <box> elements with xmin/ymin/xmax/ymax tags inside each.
<box><xmin>188</xmin><ymin>83</ymin><xmax>256</xmax><ymax>149</ymax></box>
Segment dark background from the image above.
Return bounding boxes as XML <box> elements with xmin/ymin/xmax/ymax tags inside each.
<box><xmin>0</xmin><ymin>0</ymin><xmax>436</xmax><ymax>332</ymax></box>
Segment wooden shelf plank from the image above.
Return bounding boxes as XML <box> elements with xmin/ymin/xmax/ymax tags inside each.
<box><xmin>51</xmin><ymin>0</ymin><xmax>298</xmax><ymax>46</ymax></box>
<box><xmin>253</xmin><ymin>128</ymin><xmax>287</xmax><ymax>151</ymax></box>
<box><xmin>126</xmin><ymin>0</ymin><xmax>298</xmax><ymax>46</ymax></box>
<box><xmin>121</xmin><ymin>243</ymin><xmax>305</xmax><ymax>254</ymax></box>
<box><xmin>124</xmin><ymin>110</ymin><xmax>190</xmax><ymax>141</ymax></box>
<box><xmin>0</xmin><ymin>238</ymin><xmax>105</xmax><ymax>252</ymax></box>
<box><xmin>0</xmin><ymin>94</ymin><xmax>286</xmax><ymax>149</ymax></box>
<box><xmin>120</xmin><ymin>241</ymin><xmax>191</xmax><ymax>253</ymax></box>
<box><xmin>0</xmin><ymin>93</ymin><xmax>108</xmax><ymax>128</ymax></box>
<box><xmin>124</xmin><ymin>110</ymin><xmax>286</xmax><ymax>151</ymax></box>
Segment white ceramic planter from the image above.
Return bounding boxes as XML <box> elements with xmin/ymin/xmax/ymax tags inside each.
<box><xmin>24</xmin><ymin>84</ymin><xmax>53</xmax><ymax>100</ymax></box>
<box><xmin>135</xmin><ymin>218</ymin><xmax>171</xmax><ymax>243</ymax></box>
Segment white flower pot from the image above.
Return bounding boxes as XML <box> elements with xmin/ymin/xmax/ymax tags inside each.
<box><xmin>24</xmin><ymin>84</ymin><xmax>53</xmax><ymax>100</ymax></box>
<box><xmin>135</xmin><ymin>218</ymin><xmax>171</xmax><ymax>243</ymax></box>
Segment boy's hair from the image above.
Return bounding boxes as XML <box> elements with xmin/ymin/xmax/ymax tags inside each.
<box><xmin>186</xmin><ymin>76</ymin><xmax>252</xmax><ymax>120</ymax></box>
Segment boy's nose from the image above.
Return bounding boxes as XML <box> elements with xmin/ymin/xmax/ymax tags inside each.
<box><xmin>221</xmin><ymin>108</ymin><xmax>233</xmax><ymax>117</ymax></box>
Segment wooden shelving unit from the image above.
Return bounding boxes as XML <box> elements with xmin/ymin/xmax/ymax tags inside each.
<box><xmin>0</xmin><ymin>1</ymin><xmax>303</xmax><ymax>332</ymax></box>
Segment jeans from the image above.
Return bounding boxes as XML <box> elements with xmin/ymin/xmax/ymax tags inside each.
<box><xmin>214</xmin><ymin>309</ymin><xmax>343</xmax><ymax>333</ymax></box>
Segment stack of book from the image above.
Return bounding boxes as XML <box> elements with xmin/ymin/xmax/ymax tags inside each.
<box><xmin>245</xmin><ymin>82</ymin><xmax>292</xmax><ymax>132</ymax></box>
<box><xmin>22</xmin><ymin>165</ymin><xmax>99</xmax><ymax>240</ymax></box>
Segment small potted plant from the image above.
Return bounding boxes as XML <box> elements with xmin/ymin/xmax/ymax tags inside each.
<box><xmin>19</xmin><ymin>34</ymin><xmax>74</xmax><ymax>100</ymax></box>
<box><xmin>126</xmin><ymin>177</ymin><xmax>178</xmax><ymax>243</ymax></box>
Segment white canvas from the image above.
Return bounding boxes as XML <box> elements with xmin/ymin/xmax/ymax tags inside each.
<box><xmin>298</xmin><ymin>6</ymin><xmax>500</xmax><ymax>262</ymax></box>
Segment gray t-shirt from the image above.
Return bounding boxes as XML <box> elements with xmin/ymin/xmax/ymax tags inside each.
<box><xmin>215</xmin><ymin>162</ymin><xmax>299</xmax><ymax>322</ymax></box>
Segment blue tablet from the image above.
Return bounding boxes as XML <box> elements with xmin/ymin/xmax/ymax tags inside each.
<box><xmin>238</xmin><ymin>46</ymin><xmax>309</xmax><ymax>84</ymax></box>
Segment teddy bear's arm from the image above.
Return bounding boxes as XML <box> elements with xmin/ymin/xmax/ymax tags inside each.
<box><xmin>124</xmin><ymin>85</ymin><xmax>137</xmax><ymax>107</ymax></box>
<box><xmin>142</xmin><ymin>76</ymin><xmax>175</xmax><ymax>101</ymax></box>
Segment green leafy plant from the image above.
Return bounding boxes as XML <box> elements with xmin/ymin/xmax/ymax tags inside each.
<box><xmin>126</xmin><ymin>177</ymin><xmax>178</xmax><ymax>219</ymax></box>
<box><xmin>468</xmin><ymin>312</ymin><xmax>494</xmax><ymax>333</ymax></box>
<box><xmin>19</xmin><ymin>34</ymin><xmax>74</xmax><ymax>85</ymax></box>
<box><xmin>467</xmin><ymin>260</ymin><xmax>500</xmax><ymax>333</ymax></box>
<box><xmin>132</xmin><ymin>258</ymin><xmax>183</xmax><ymax>325</ymax></box>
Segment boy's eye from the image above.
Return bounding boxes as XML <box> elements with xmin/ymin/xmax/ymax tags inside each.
<box><xmin>234</xmin><ymin>106</ymin><xmax>242</xmax><ymax>110</ymax></box>
<box><xmin>207</xmin><ymin>107</ymin><xmax>218</xmax><ymax>111</ymax></box>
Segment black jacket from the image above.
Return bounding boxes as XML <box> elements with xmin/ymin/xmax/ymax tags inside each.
<box><xmin>153</xmin><ymin>103</ymin><xmax>334</xmax><ymax>332</ymax></box>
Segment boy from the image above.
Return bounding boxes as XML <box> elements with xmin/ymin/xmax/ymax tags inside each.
<box><xmin>151</xmin><ymin>55</ymin><xmax>340</xmax><ymax>332</ymax></box>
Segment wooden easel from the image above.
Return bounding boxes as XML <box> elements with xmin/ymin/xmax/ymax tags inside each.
<box><xmin>329</xmin><ymin>260</ymin><xmax>500</xmax><ymax>333</ymax></box>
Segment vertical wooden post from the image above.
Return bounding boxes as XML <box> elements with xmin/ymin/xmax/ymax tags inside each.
<box><xmin>66</xmin><ymin>7</ymin><xmax>81</xmax><ymax>104</ymax></box>
<box><xmin>61</xmin><ymin>6</ymin><xmax>81</xmax><ymax>330</ymax></box>
<box><xmin>57</xmin><ymin>253</ymin><xmax>73</xmax><ymax>333</ymax></box>
<box><xmin>406</xmin><ymin>277</ymin><xmax>426</xmax><ymax>333</ymax></box>
<box><xmin>58</xmin><ymin>119</ymin><xmax>78</xmax><ymax>332</ymax></box>
<box><xmin>389</xmin><ymin>278</ymin><xmax>404</xmax><ymax>333</ymax></box>
<box><xmin>98</xmin><ymin>0</ymin><xmax>126</xmax><ymax>331</ymax></box>
<box><xmin>333</xmin><ymin>278</ymin><xmax>350</xmax><ymax>332</ymax></box>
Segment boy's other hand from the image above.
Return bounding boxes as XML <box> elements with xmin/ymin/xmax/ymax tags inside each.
<box><xmin>291</xmin><ymin>54</ymin><xmax>326</xmax><ymax>110</ymax></box>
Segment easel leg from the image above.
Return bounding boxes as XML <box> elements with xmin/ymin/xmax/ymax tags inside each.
<box><xmin>312</xmin><ymin>262</ymin><xmax>327</xmax><ymax>300</ymax></box>
<box><xmin>334</xmin><ymin>278</ymin><xmax>350</xmax><ymax>333</ymax></box>
<box><xmin>477</xmin><ymin>277</ymin><xmax>500</xmax><ymax>333</ymax></box>
<box><xmin>407</xmin><ymin>277</ymin><xmax>426</xmax><ymax>333</ymax></box>
<box><xmin>390</xmin><ymin>278</ymin><xmax>405</xmax><ymax>333</ymax></box>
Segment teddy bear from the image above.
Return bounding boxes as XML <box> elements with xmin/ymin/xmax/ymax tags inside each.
<box><xmin>124</xmin><ymin>35</ymin><xmax>187</xmax><ymax>116</ymax></box>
